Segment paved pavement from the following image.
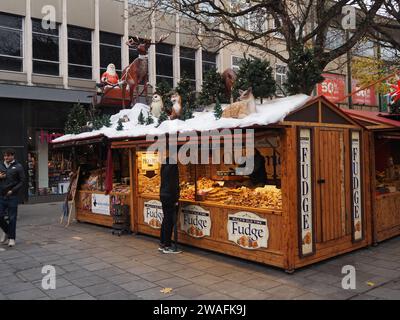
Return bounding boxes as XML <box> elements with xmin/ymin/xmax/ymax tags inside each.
<box><xmin>0</xmin><ymin>202</ymin><xmax>399</xmax><ymax>300</ymax></box>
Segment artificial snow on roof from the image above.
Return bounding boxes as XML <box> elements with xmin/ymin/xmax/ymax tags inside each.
<box><xmin>53</xmin><ymin>94</ymin><xmax>311</xmax><ymax>143</ymax></box>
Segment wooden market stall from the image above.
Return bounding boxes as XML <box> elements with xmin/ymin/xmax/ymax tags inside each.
<box><xmin>344</xmin><ymin>109</ymin><xmax>400</xmax><ymax>244</ymax></box>
<box><xmin>53</xmin><ymin>136</ymin><xmax>133</xmax><ymax>229</ymax></box>
<box><xmin>105</xmin><ymin>96</ymin><xmax>373</xmax><ymax>272</ymax></box>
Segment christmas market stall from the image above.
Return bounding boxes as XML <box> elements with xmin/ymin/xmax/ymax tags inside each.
<box><xmin>53</xmin><ymin>95</ymin><xmax>373</xmax><ymax>272</ymax></box>
<box><xmin>53</xmin><ymin>135</ymin><xmax>132</xmax><ymax>229</ymax></box>
<box><xmin>344</xmin><ymin>109</ymin><xmax>400</xmax><ymax>244</ymax></box>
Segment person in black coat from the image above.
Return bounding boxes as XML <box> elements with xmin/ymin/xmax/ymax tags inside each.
<box><xmin>0</xmin><ymin>149</ymin><xmax>25</xmax><ymax>247</ymax></box>
<box><xmin>159</xmin><ymin>156</ymin><xmax>181</xmax><ymax>254</ymax></box>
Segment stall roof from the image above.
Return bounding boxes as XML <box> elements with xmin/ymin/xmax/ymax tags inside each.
<box><xmin>343</xmin><ymin>109</ymin><xmax>400</xmax><ymax>130</ymax></box>
<box><xmin>53</xmin><ymin>94</ymin><xmax>312</xmax><ymax>145</ymax></box>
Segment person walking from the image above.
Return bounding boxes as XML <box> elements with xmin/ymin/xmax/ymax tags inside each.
<box><xmin>159</xmin><ymin>156</ymin><xmax>181</xmax><ymax>254</ymax></box>
<box><xmin>0</xmin><ymin>149</ymin><xmax>25</xmax><ymax>247</ymax></box>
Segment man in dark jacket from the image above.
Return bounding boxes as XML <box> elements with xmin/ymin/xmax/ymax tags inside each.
<box><xmin>0</xmin><ymin>149</ymin><xmax>25</xmax><ymax>247</ymax></box>
<box><xmin>159</xmin><ymin>156</ymin><xmax>181</xmax><ymax>254</ymax></box>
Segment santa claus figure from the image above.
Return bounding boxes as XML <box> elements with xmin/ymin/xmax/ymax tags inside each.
<box><xmin>101</xmin><ymin>63</ymin><xmax>119</xmax><ymax>86</ymax></box>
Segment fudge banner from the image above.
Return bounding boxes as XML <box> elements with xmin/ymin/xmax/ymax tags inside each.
<box><xmin>299</xmin><ymin>128</ymin><xmax>314</xmax><ymax>256</ymax></box>
<box><xmin>351</xmin><ymin>131</ymin><xmax>363</xmax><ymax>241</ymax></box>
<box><xmin>144</xmin><ymin>200</ymin><xmax>163</xmax><ymax>229</ymax></box>
<box><xmin>180</xmin><ymin>205</ymin><xmax>211</xmax><ymax>238</ymax></box>
<box><xmin>227</xmin><ymin>212</ymin><xmax>269</xmax><ymax>250</ymax></box>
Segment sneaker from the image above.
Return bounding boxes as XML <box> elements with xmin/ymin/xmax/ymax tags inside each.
<box><xmin>162</xmin><ymin>247</ymin><xmax>182</xmax><ymax>254</ymax></box>
<box><xmin>8</xmin><ymin>239</ymin><xmax>15</xmax><ymax>247</ymax></box>
<box><xmin>158</xmin><ymin>245</ymin><xmax>166</xmax><ymax>252</ymax></box>
<box><xmin>0</xmin><ymin>233</ymin><xmax>8</xmax><ymax>245</ymax></box>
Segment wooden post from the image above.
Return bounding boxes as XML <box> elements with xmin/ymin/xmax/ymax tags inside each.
<box><xmin>129</xmin><ymin>148</ymin><xmax>139</xmax><ymax>233</ymax></box>
<box><xmin>282</xmin><ymin>127</ymin><xmax>297</xmax><ymax>273</ymax></box>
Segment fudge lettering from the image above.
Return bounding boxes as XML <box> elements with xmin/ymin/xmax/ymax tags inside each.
<box><xmin>180</xmin><ymin>205</ymin><xmax>211</xmax><ymax>238</ymax></box>
<box><xmin>144</xmin><ymin>200</ymin><xmax>163</xmax><ymax>229</ymax></box>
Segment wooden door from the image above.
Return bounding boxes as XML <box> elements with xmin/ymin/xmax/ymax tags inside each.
<box><xmin>316</xmin><ymin>129</ymin><xmax>347</xmax><ymax>243</ymax></box>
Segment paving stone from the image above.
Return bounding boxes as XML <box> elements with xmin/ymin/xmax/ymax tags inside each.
<box><xmin>242</xmin><ymin>277</ymin><xmax>282</xmax><ymax>291</ymax></box>
<box><xmin>83</xmin><ymin>282</ymin><xmax>123</xmax><ymax>297</ymax></box>
<box><xmin>350</xmin><ymin>294</ymin><xmax>379</xmax><ymax>300</ymax></box>
<box><xmin>228</xmin><ymin>287</ymin><xmax>272</xmax><ymax>300</ymax></box>
<box><xmin>108</xmin><ymin>273</ymin><xmax>141</xmax><ymax>285</ymax></box>
<box><xmin>120</xmin><ymin>279</ymin><xmax>158</xmax><ymax>293</ymax></box>
<box><xmin>46</xmin><ymin>285</ymin><xmax>85</xmax><ymax>299</ymax></box>
<box><xmin>91</xmin><ymin>266</ymin><xmax>126</xmax><ymax>278</ymax></box>
<box><xmin>156</xmin><ymin>277</ymin><xmax>192</xmax><ymax>289</ymax></box>
<box><xmin>222</xmin><ymin>271</ymin><xmax>259</xmax><ymax>283</ymax></box>
<box><xmin>175</xmin><ymin>284</ymin><xmax>211</xmax><ymax>298</ymax></box>
<box><xmin>73</xmin><ymin>257</ymin><xmax>103</xmax><ymax>266</ymax></box>
<box><xmin>191</xmin><ymin>274</ymin><xmax>225</xmax><ymax>287</ymax></box>
<box><xmin>294</xmin><ymin>293</ymin><xmax>326</xmax><ymax>300</ymax></box>
<box><xmin>305</xmin><ymin>272</ymin><xmax>343</xmax><ymax>285</ymax></box>
<box><xmin>193</xmin><ymin>292</ymin><xmax>233</xmax><ymax>300</ymax></box>
<box><xmin>135</xmin><ymin>286</ymin><xmax>175</xmax><ymax>299</ymax></box>
<box><xmin>140</xmin><ymin>271</ymin><xmax>172</xmax><ymax>282</ymax></box>
<box><xmin>1</xmin><ymin>281</ymin><xmax>37</xmax><ymax>295</ymax></box>
<box><xmin>7</xmin><ymin>288</ymin><xmax>47</xmax><ymax>300</ymax></box>
<box><xmin>69</xmin><ymin>275</ymin><xmax>108</xmax><ymax>288</ymax></box>
<box><xmin>64</xmin><ymin>293</ymin><xmax>96</xmax><ymax>300</ymax></box>
<box><xmin>97</xmin><ymin>290</ymin><xmax>139</xmax><ymax>300</ymax></box>
<box><xmin>82</xmin><ymin>262</ymin><xmax>113</xmax><ymax>272</ymax></box>
<box><xmin>367</xmin><ymin>287</ymin><xmax>400</xmax><ymax>300</ymax></box>
<box><xmin>126</xmin><ymin>265</ymin><xmax>158</xmax><ymax>275</ymax></box>
<box><xmin>62</xmin><ymin>269</ymin><xmax>94</xmax><ymax>281</ymax></box>
<box><xmin>265</xmin><ymin>285</ymin><xmax>309</xmax><ymax>300</ymax></box>
<box><xmin>175</xmin><ymin>268</ymin><xmax>206</xmax><ymax>280</ymax></box>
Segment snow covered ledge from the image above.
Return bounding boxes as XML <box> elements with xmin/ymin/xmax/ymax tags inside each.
<box><xmin>53</xmin><ymin>94</ymin><xmax>311</xmax><ymax>144</ymax></box>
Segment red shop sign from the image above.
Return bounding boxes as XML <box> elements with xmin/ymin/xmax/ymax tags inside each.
<box><xmin>317</xmin><ymin>73</ymin><xmax>346</xmax><ymax>104</ymax></box>
<box><xmin>351</xmin><ymin>80</ymin><xmax>377</xmax><ymax>106</ymax></box>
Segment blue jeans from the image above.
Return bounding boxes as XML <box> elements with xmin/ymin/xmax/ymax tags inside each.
<box><xmin>0</xmin><ymin>196</ymin><xmax>18</xmax><ymax>240</ymax></box>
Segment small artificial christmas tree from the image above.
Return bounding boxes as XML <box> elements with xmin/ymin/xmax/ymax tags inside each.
<box><xmin>146</xmin><ymin>112</ymin><xmax>154</xmax><ymax>125</ymax></box>
<box><xmin>116</xmin><ymin>119</ymin><xmax>124</xmax><ymax>131</ymax></box>
<box><xmin>176</xmin><ymin>72</ymin><xmax>196</xmax><ymax>120</ymax></box>
<box><xmin>157</xmin><ymin>110</ymin><xmax>169</xmax><ymax>127</ymax></box>
<box><xmin>232</xmin><ymin>57</ymin><xmax>276</xmax><ymax>103</ymax></box>
<box><xmin>285</xmin><ymin>45</ymin><xmax>325</xmax><ymax>95</ymax></box>
<box><xmin>65</xmin><ymin>103</ymin><xmax>88</xmax><ymax>134</ymax></box>
<box><xmin>214</xmin><ymin>99</ymin><xmax>223</xmax><ymax>120</ymax></box>
<box><xmin>156</xmin><ymin>80</ymin><xmax>173</xmax><ymax>114</ymax></box>
<box><xmin>92</xmin><ymin>114</ymin><xmax>111</xmax><ymax>130</ymax></box>
<box><xmin>138</xmin><ymin>110</ymin><xmax>145</xmax><ymax>125</ymax></box>
<box><xmin>198</xmin><ymin>68</ymin><xmax>227</xmax><ymax>106</ymax></box>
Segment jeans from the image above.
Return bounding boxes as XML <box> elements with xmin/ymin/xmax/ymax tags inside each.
<box><xmin>0</xmin><ymin>196</ymin><xmax>18</xmax><ymax>240</ymax></box>
<box><xmin>160</xmin><ymin>198</ymin><xmax>177</xmax><ymax>247</ymax></box>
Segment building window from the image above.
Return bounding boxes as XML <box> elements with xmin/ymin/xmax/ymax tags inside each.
<box><xmin>68</xmin><ymin>25</ymin><xmax>92</xmax><ymax>79</ymax></box>
<box><xmin>202</xmin><ymin>50</ymin><xmax>217</xmax><ymax>79</ymax></box>
<box><xmin>156</xmin><ymin>43</ymin><xmax>173</xmax><ymax>87</ymax></box>
<box><xmin>100</xmin><ymin>31</ymin><xmax>122</xmax><ymax>76</ymax></box>
<box><xmin>231</xmin><ymin>55</ymin><xmax>244</xmax><ymax>73</ymax></box>
<box><xmin>275</xmin><ymin>64</ymin><xmax>287</xmax><ymax>96</ymax></box>
<box><xmin>180</xmin><ymin>47</ymin><xmax>196</xmax><ymax>89</ymax></box>
<box><xmin>0</xmin><ymin>13</ymin><xmax>23</xmax><ymax>72</ymax></box>
<box><xmin>32</xmin><ymin>19</ymin><xmax>60</xmax><ymax>76</ymax></box>
<box><xmin>326</xmin><ymin>28</ymin><xmax>345</xmax><ymax>51</ymax></box>
<box><xmin>353</xmin><ymin>39</ymin><xmax>375</xmax><ymax>58</ymax></box>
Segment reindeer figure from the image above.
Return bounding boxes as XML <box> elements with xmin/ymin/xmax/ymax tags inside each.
<box><xmin>121</xmin><ymin>34</ymin><xmax>170</xmax><ymax>108</ymax></box>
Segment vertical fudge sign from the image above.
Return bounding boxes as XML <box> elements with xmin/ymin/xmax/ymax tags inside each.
<box><xmin>180</xmin><ymin>205</ymin><xmax>211</xmax><ymax>238</ymax></box>
<box><xmin>351</xmin><ymin>131</ymin><xmax>363</xmax><ymax>241</ymax></box>
<box><xmin>91</xmin><ymin>194</ymin><xmax>110</xmax><ymax>215</ymax></box>
<box><xmin>144</xmin><ymin>200</ymin><xmax>163</xmax><ymax>229</ymax></box>
<box><xmin>228</xmin><ymin>212</ymin><xmax>269</xmax><ymax>249</ymax></box>
<box><xmin>299</xmin><ymin>129</ymin><xmax>314</xmax><ymax>256</ymax></box>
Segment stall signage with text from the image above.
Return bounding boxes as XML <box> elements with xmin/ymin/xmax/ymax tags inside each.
<box><xmin>351</xmin><ymin>80</ymin><xmax>377</xmax><ymax>106</ymax></box>
<box><xmin>351</xmin><ymin>131</ymin><xmax>363</xmax><ymax>241</ymax></box>
<box><xmin>180</xmin><ymin>205</ymin><xmax>211</xmax><ymax>238</ymax></box>
<box><xmin>299</xmin><ymin>129</ymin><xmax>314</xmax><ymax>256</ymax></box>
<box><xmin>144</xmin><ymin>200</ymin><xmax>163</xmax><ymax>229</ymax></box>
<box><xmin>91</xmin><ymin>194</ymin><xmax>110</xmax><ymax>215</ymax></box>
<box><xmin>227</xmin><ymin>212</ymin><xmax>269</xmax><ymax>250</ymax></box>
<box><xmin>316</xmin><ymin>73</ymin><xmax>346</xmax><ymax>103</ymax></box>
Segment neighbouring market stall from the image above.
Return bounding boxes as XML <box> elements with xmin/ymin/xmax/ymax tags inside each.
<box><xmin>53</xmin><ymin>95</ymin><xmax>373</xmax><ymax>272</ymax></box>
<box><xmin>344</xmin><ymin>109</ymin><xmax>400</xmax><ymax>244</ymax></box>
